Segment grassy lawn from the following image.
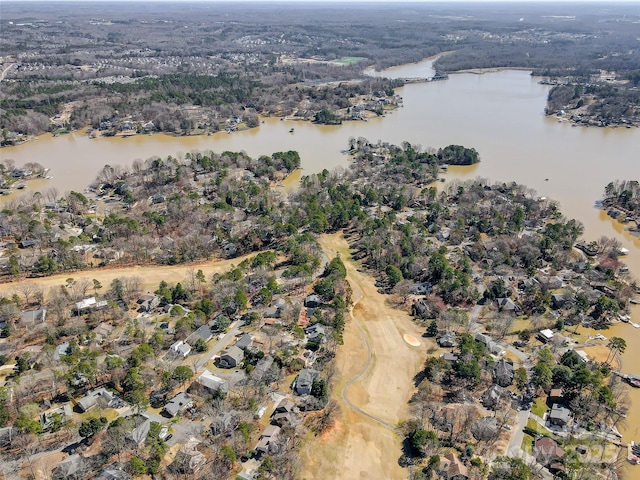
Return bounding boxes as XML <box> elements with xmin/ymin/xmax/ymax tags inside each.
<box><xmin>333</xmin><ymin>57</ymin><xmax>365</xmax><ymax>65</ymax></box>
<box><xmin>531</xmin><ymin>398</ymin><xmax>548</xmax><ymax>418</ymax></box>
<box><xmin>521</xmin><ymin>433</ymin><xmax>534</xmax><ymax>454</ymax></box>
<box><xmin>526</xmin><ymin>418</ymin><xmax>559</xmax><ymax>442</ymax></box>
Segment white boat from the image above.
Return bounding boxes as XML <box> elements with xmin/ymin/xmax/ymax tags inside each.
<box><xmin>619</xmin><ymin>247</ymin><xmax>630</xmax><ymax>256</ymax></box>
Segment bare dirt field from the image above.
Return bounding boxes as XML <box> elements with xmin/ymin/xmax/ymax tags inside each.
<box><xmin>0</xmin><ymin>254</ymin><xmax>256</xmax><ymax>300</ymax></box>
<box><xmin>299</xmin><ymin>233</ymin><xmax>427</xmax><ymax>480</ymax></box>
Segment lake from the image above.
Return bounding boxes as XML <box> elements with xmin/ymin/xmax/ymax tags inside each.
<box><xmin>3</xmin><ymin>57</ymin><xmax>640</xmax><ymax>445</ymax></box>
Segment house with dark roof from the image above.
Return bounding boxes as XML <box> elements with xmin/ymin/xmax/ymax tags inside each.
<box><xmin>304</xmin><ymin>294</ymin><xmax>321</xmax><ymax>308</ymax></box>
<box><xmin>163</xmin><ymin>392</ymin><xmax>193</xmax><ymax>418</ymax></box>
<box><xmin>295</xmin><ymin>368</ymin><xmax>319</xmax><ymax>395</ymax></box>
<box><xmin>137</xmin><ymin>293</ymin><xmax>159</xmax><ymax>312</ymax></box>
<box><xmin>305</xmin><ymin>324</ymin><xmax>327</xmax><ymax>343</ymax></box>
<box><xmin>493</xmin><ymin>359</ymin><xmax>514</xmax><ymax>387</ymax></box>
<box><xmin>219</xmin><ymin>345</ymin><xmax>244</xmax><ymax>368</ymax></box>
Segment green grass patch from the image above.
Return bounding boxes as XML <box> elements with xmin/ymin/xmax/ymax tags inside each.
<box><xmin>526</xmin><ymin>418</ymin><xmax>559</xmax><ymax>441</ymax></box>
<box><xmin>333</xmin><ymin>57</ymin><xmax>365</xmax><ymax>65</ymax></box>
<box><xmin>521</xmin><ymin>433</ymin><xmax>534</xmax><ymax>454</ymax></box>
<box><xmin>531</xmin><ymin>398</ymin><xmax>549</xmax><ymax>418</ymax></box>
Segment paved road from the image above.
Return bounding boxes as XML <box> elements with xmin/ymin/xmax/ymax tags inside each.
<box><xmin>507</xmin><ymin>409</ymin><xmax>531</xmax><ymax>455</ymax></box>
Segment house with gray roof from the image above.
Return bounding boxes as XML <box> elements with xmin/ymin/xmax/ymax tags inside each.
<box><xmin>235</xmin><ymin>333</ymin><xmax>253</xmax><ymax>350</ymax></box>
<box><xmin>496</xmin><ymin>297</ymin><xmax>518</xmax><ymax>312</ymax></box>
<box><xmin>76</xmin><ymin>387</ymin><xmax>120</xmax><ymax>412</ymax></box>
<box><xmin>187</xmin><ymin>325</ymin><xmax>213</xmax><ymax>344</ymax></box>
<box><xmin>170</xmin><ymin>340</ymin><xmax>191</xmax><ymax>358</ymax></box>
<box><xmin>194</xmin><ymin>370</ymin><xmax>227</xmax><ymax>394</ymax></box>
<box><xmin>20</xmin><ymin>307</ymin><xmax>46</xmax><ymax>326</ymax></box>
<box><xmin>40</xmin><ymin>404</ymin><xmax>73</xmax><ymax>431</ymax></box>
<box><xmin>211</xmin><ymin>410</ymin><xmax>240</xmax><ymax>435</ymax></box>
<box><xmin>304</xmin><ymin>294</ymin><xmax>321</xmax><ymax>308</ymax></box>
<box><xmin>493</xmin><ymin>359</ymin><xmax>514</xmax><ymax>387</ymax></box>
<box><xmin>437</xmin><ymin>331</ymin><xmax>456</xmax><ymax>348</ymax></box>
<box><xmin>549</xmin><ymin>404</ymin><xmax>572</xmax><ymax>426</ymax></box>
<box><xmin>97</xmin><ymin>465</ymin><xmax>132</xmax><ymax>480</ymax></box>
<box><xmin>163</xmin><ymin>392</ymin><xmax>193</xmax><ymax>418</ymax></box>
<box><xmin>219</xmin><ymin>345</ymin><xmax>244</xmax><ymax>368</ymax></box>
<box><xmin>52</xmin><ymin>454</ymin><xmax>83</xmax><ymax>480</ymax></box>
<box><xmin>295</xmin><ymin>368</ymin><xmax>319</xmax><ymax>395</ymax></box>
<box><xmin>255</xmin><ymin>425</ymin><xmax>281</xmax><ymax>454</ymax></box>
<box><xmin>126</xmin><ymin>414</ymin><xmax>151</xmax><ymax>446</ymax></box>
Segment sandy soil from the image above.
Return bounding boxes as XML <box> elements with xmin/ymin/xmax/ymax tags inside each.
<box><xmin>0</xmin><ymin>254</ymin><xmax>256</xmax><ymax>300</ymax></box>
<box><xmin>299</xmin><ymin>233</ymin><xmax>426</xmax><ymax>480</ymax></box>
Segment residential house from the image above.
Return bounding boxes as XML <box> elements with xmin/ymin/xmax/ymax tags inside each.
<box><xmin>126</xmin><ymin>414</ymin><xmax>151</xmax><ymax>447</ymax></box>
<box><xmin>53</xmin><ymin>341</ymin><xmax>70</xmax><ymax>360</ymax></box>
<box><xmin>410</xmin><ymin>282</ymin><xmax>432</xmax><ymax>295</ymax></box>
<box><xmin>193</xmin><ymin>370</ymin><xmax>227</xmax><ymax>395</ymax></box>
<box><xmin>304</xmin><ymin>294</ymin><xmax>321</xmax><ymax>308</ymax></box>
<box><xmin>97</xmin><ymin>465</ymin><xmax>132</xmax><ymax>480</ymax></box>
<box><xmin>52</xmin><ymin>454</ymin><xmax>84</xmax><ymax>479</ymax></box>
<box><xmin>40</xmin><ymin>404</ymin><xmax>73</xmax><ymax>431</ymax></box>
<box><xmin>253</xmin><ymin>355</ymin><xmax>275</xmax><ymax>381</ymax></box>
<box><xmin>440</xmin><ymin>452</ymin><xmax>469</xmax><ymax>480</ymax></box>
<box><xmin>441</xmin><ymin>352</ymin><xmax>459</xmax><ymax>364</ymax></box>
<box><xmin>255</xmin><ymin>425</ymin><xmax>281</xmax><ymax>454</ymax></box>
<box><xmin>493</xmin><ymin>359</ymin><xmax>514</xmax><ymax>387</ymax></box>
<box><xmin>75</xmin><ymin>297</ymin><xmax>96</xmax><ymax>313</ymax></box>
<box><xmin>20</xmin><ymin>307</ymin><xmax>46</xmax><ymax>326</ymax></box>
<box><xmin>437</xmin><ymin>331</ymin><xmax>456</xmax><ymax>348</ymax></box>
<box><xmin>93</xmin><ymin>322</ymin><xmax>114</xmax><ymax>344</ymax></box>
<box><xmin>274</xmin><ymin>398</ymin><xmax>297</xmax><ymax>415</ymax></box>
<box><xmin>163</xmin><ymin>392</ymin><xmax>193</xmax><ymax>418</ymax></box>
<box><xmin>235</xmin><ymin>333</ymin><xmax>253</xmax><ymax>350</ymax></box>
<box><xmin>482</xmin><ymin>384</ymin><xmax>508</xmax><ymax>410</ymax></box>
<box><xmin>538</xmin><ymin>329</ymin><xmax>555</xmax><ymax>343</ymax></box>
<box><xmin>172</xmin><ymin>438</ymin><xmax>206</xmax><ymax>474</ymax></box>
<box><xmin>305</xmin><ymin>324</ymin><xmax>327</xmax><ymax>343</ymax></box>
<box><xmin>295</xmin><ymin>368</ymin><xmax>319</xmax><ymax>395</ymax></box>
<box><xmin>496</xmin><ymin>297</ymin><xmax>519</xmax><ymax>313</ymax></box>
<box><xmin>549</xmin><ymin>404</ymin><xmax>572</xmax><ymax>427</ymax></box>
<box><xmin>76</xmin><ymin>388</ymin><xmax>120</xmax><ymax>412</ymax></box>
<box><xmin>170</xmin><ymin>340</ymin><xmax>191</xmax><ymax>358</ymax></box>
<box><xmin>474</xmin><ymin>332</ymin><xmax>505</xmax><ymax>356</ymax></box>
<box><xmin>210</xmin><ymin>410</ymin><xmax>240</xmax><ymax>435</ymax></box>
<box><xmin>137</xmin><ymin>293</ymin><xmax>160</xmax><ymax>312</ymax></box>
<box><xmin>219</xmin><ymin>345</ymin><xmax>244</xmax><ymax>368</ymax></box>
<box><xmin>548</xmin><ymin>388</ymin><xmax>565</xmax><ymax>405</ymax></box>
<box><xmin>271</xmin><ymin>411</ymin><xmax>301</xmax><ymax>428</ymax></box>
<box><xmin>551</xmin><ymin>293</ymin><xmax>569</xmax><ymax>310</ymax></box>
<box><xmin>187</xmin><ymin>325</ymin><xmax>213</xmax><ymax>344</ymax></box>
<box><xmin>264</xmin><ymin>304</ymin><xmax>283</xmax><ymax>319</ymax></box>
<box><xmin>534</xmin><ymin>437</ymin><xmax>565</xmax><ymax>465</ymax></box>
<box><xmin>19</xmin><ymin>239</ymin><xmax>38</xmax><ymax>249</ymax></box>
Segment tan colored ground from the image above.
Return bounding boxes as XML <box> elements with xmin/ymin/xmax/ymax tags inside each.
<box><xmin>299</xmin><ymin>233</ymin><xmax>426</xmax><ymax>480</ymax></box>
<box><xmin>20</xmin><ymin>451</ymin><xmax>66</xmax><ymax>480</ymax></box>
<box><xmin>0</xmin><ymin>254</ymin><xmax>256</xmax><ymax>300</ymax></box>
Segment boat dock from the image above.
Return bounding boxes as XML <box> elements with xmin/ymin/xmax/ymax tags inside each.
<box><xmin>613</xmin><ymin>371</ymin><xmax>640</xmax><ymax>387</ymax></box>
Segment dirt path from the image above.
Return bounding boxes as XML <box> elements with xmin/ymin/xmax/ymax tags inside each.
<box><xmin>299</xmin><ymin>233</ymin><xmax>426</xmax><ymax>480</ymax></box>
<box><xmin>0</xmin><ymin>254</ymin><xmax>256</xmax><ymax>299</ymax></box>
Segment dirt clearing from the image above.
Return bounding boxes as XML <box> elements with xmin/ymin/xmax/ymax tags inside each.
<box><xmin>0</xmin><ymin>254</ymin><xmax>256</xmax><ymax>300</ymax></box>
<box><xmin>299</xmin><ymin>233</ymin><xmax>426</xmax><ymax>480</ymax></box>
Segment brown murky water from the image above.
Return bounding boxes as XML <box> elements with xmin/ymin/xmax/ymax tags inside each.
<box><xmin>3</xmin><ymin>59</ymin><xmax>640</xmax><ymax>445</ymax></box>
